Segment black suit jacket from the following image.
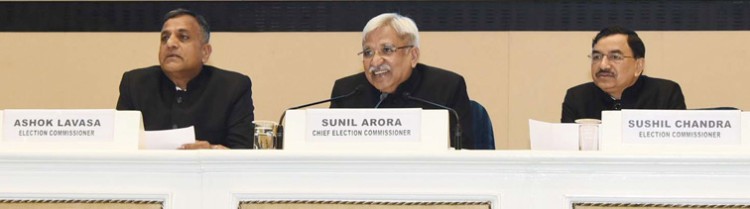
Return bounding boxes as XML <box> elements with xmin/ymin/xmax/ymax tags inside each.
<box><xmin>330</xmin><ymin>63</ymin><xmax>475</xmax><ymax>149</ymax></box>
<box><xmin>561</xmin><ymin>75</ymin><xmax>686</xmax><ymax>123</ymax></box>
<box><xmin>116</xmin><ymin>65</ymin><xmax>254</xmax><ymax>148</ymax></box>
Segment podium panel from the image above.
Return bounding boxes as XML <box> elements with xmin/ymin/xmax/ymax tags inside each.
<box><xmin>3</xmin><ymin>151</ymin><xmax>750</xmax><ymax>208</ymax></box>
<box><xmin>0</xmin><ymin>200</ymin><xmax>162</xmax><ymax>209</ymax></box>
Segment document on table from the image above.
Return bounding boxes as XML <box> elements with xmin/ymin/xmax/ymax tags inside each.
<box><xmin>143</xmin><ymin>126</ymin><xmax>196</xmax><ymax>150</ymax></box>
<box><xmin>528</xmin><ymin>119</ymin><xmax>579</xmax><ymax>150</ymax></box>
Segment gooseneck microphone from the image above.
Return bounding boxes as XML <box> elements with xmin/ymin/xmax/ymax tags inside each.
<box><xmin>402</xmin><ymin>92</ymin><xmax>463</xmax><ymax>150</ymax></box>
<box><xmin>275</xmin><ymin>85</ymin><xmax>362</xmax><ymax>148</ymax></box>
<box><xmin>374</xmin><ymin>93</ymin><xmax>389</xmax><ymax>108</ymax></box>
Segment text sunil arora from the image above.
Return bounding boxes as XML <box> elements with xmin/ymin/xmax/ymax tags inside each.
<box><xmin>321</xmin><ymin>118</ymin><xmax>403</xmax><ymax>127</ymax></box>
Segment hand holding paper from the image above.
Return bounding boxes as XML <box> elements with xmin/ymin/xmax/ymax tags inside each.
<box><xmin>143</xmin><ymin>126</ymin><xmax>196</xmax><ymax>150</ymax></box>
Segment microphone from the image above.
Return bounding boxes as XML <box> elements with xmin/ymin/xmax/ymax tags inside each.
<box><xmin>374</xmin><ymin>93</ymin><xmax>389</xmax><ymax>108</ymax></box>
<box><xmin>402</xmin><ymin>92</ymin><xmax>463</xmax><ymax>150</ymax></box>
<box><xmin>275</xmin><ymin>85</ymin><xmax>363</xmax><ymax>148</ymax></box>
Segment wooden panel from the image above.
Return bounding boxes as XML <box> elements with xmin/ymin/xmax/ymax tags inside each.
<box><xmin>0</xmin><ymin>200</ymin><xmax>162</xmax><ymax>209</ymax></box>
<box><xmin>239</xmin><ymin>201</ymin><xmax>491</xmax><ymax>209</ymax></box>
<box><xmin>573</xmin><ymin>203</ymin><xmax>750</xmax><ymax>209</ymax></box>
<box><xmin>2</xmin><ymin>31</ymin><xmax>750</xmax><ymax>149</ymax></box>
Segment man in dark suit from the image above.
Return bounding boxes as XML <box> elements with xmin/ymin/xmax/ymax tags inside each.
<box><xmin>330</xmin><ymin>13</ymin><xmax>474</xmax><ymax>149</ymax></box>
<box><xmin>561</xmin><ymin>26</ymin><xmax>686</xmax><ymax>123</ymax></box>
<box><xmin>117</xmin><ymin>9</ymin><xmax>254</xmax><ymax>149</ymax></box>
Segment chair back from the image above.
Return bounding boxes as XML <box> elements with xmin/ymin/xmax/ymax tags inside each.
<box><xmin>470</xmin><ymin>100</ymin><xmax>495</xmax><ymax>149</ymax></box>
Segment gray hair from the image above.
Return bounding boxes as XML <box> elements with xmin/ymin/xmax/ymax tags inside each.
<box><xmin>163</xmin><ymin>8</ymin><xmax>210</xmax><ymax>44</ymax></box>
<box><xmin>362</xmin><ymin>13</ymin><xmax>420</xmax><ymax>48</ymax></box>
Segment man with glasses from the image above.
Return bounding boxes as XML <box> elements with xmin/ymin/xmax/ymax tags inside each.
<box><xmin>329</xmin><ymin>13</ymin><xmax>474</xmax><ymax>149</ymax></box>
<box><xmin>117</xmin><ymin>8</ymin><xmax>254</xmax><ymax>149</ymax></box>
<box><xmin>561</xmin><ymin>26</ymin><xmax>686</xmax><ymax>123</ymax></box>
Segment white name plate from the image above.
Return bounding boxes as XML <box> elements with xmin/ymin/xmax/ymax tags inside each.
<box><xmin>3</xmin><ymin>109</ymin><xmax>115</xmax><ymax>141</ymax></box>
<box><xmin>621</xmin><ymin>109</ymin><xmax>741</xmax><ymax>145</ymax></box>
<box><xmin>306</xmin><ymin>108</ymin><xmax>421</xmax><ymax>142</ymax></box>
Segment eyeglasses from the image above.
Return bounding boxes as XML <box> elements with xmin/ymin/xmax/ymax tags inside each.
<box><xmin>588</xmin><ymin>53</ymin><xmax>635</xmax><ymax>64</ymax></box>
<box><xmin>358</xmin><ymin>45</ymin><xmax>414</xmax><ymax>58</ymax></box>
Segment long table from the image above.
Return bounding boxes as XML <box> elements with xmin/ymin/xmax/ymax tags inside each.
<box><xmin>1</xmin><ymin>150</ymin><xmax>750</xmax><ymax>209</ymax></box>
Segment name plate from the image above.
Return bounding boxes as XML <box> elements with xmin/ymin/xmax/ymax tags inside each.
<box><xmin>3</xmin><ymin>109</ymin><xmax>115</xmax><ymax>141</ymax></box>
<box><xmin>306</xmin><ymin>109</ymin><xmax>421</xmax><ymax>142</ymax></box>
<box><xmin>621</xmin><ymin>109</ymin><xmax>741</xmax><ymax>145</ymax></box>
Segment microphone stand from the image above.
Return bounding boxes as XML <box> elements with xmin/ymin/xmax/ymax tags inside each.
<box><xmin>402</xmin><ymin>92</ymin><xmax>462</xmax><ymax>150</ymax></box>
<box><xmin>374</xmin><ymin>93</ymin><xmax>388</xmax><ymax>108</ymax></box>
<box><xmin>275</xmin><ymin>86</ymin><xmax>362</xmax><ymax>149</ymax></box>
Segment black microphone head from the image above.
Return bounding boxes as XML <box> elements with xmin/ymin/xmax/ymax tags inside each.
<box><xmin>402</xmin><ymin>92</ymin><xmax>411</xmax><ymax>97</ymax></box>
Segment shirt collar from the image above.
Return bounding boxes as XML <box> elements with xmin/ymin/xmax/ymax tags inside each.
<box><xmin>596</xmin><ymin>75</ymin><xmax>646</xmax><ymax>109</ymax></box>
<box><xmin>162</xmin><ymin>65</ymin><xmax>211</xmax><ymax>92</ymax></box>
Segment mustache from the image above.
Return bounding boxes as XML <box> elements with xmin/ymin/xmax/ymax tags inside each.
<box><xmin>596</xmin><ymin>69</ymin><xmax>614</xmax><ymax>76</ymax></box>
<box><xmin>368</xmin><ymin>64</ymin><xmax>391</xmax><ymax>72</ymax></box>
<box><xmin>164</xmin><ymin>53</ymin><xmax>182</xmax><ymax>59</ymax></box>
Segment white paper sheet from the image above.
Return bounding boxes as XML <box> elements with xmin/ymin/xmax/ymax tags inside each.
<box><xmin>528</xmin><ymin>119</ymin><xmax>579</xmax><ymax>150</ymax></box>
<box><xmin>143</xmin><ymin>126</ymin><xmax>196</xmax><ymax>150</ymax></box>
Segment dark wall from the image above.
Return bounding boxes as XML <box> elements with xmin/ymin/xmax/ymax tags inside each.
<box><xmin>2</xmin><ymin>1</ymin><xmax>749</xmax><ymax>32</ymax></box>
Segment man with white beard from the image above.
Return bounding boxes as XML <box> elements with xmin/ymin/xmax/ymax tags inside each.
<box><xmin>329</xmin><ymin>13</ymin><xmax>474</xmax><ymax>149</ymax></box>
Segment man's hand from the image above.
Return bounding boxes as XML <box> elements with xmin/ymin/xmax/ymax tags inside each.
<box><xmin>179</xmin><ymin>140</ymin><xmax>228</xmax><ymax>150</ymax></box>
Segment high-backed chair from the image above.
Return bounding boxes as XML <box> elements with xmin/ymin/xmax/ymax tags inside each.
<box><xmin>470</xmin><ymin>100</ymin><xmax>495</xmax><ymax>150</ymax></box>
